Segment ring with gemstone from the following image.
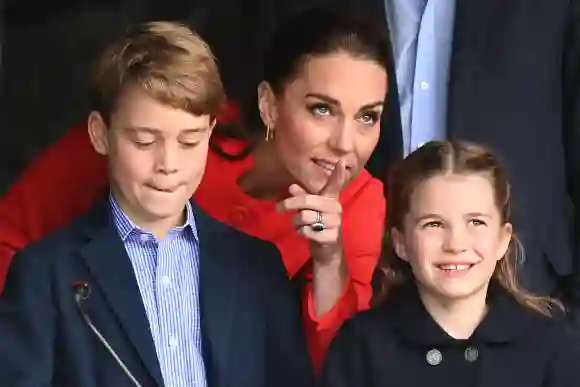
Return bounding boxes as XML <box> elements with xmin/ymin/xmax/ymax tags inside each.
<box><xmin>311</xmin><ymin>211</ymin><xmax>325</xmax><ymax>232</ymax></box>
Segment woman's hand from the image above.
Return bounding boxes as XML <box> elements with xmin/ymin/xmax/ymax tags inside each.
<box><xmin>277</xmin><ymin>160</ymin><xmax>349</xmax><ymax>316</ymax></box>
<box><xmin>276</xmin><ymin>160</ymin><xmax>347</xmax><ymax>262</ymax></box>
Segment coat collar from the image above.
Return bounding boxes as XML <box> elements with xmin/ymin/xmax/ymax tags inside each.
<box><xmin>382</xmin><ymin>281</ymin><xmax>540</xmax><ymax>347</ymax></box>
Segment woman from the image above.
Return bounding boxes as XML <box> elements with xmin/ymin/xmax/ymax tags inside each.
<box><xmin>0</xmin><ymin>6</ymin><xmax>392</xmax><ymax>369</ymax></box>
<box><xmin>320</xmin><ymin>140</ymin><xmax>580</xmax><ymax>387</ymax></box>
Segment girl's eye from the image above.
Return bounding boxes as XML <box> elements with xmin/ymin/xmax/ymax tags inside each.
<box><xmin>423</xmin><ymin>221</ymin><xmax>443</xmax><ymax>229</ymax></box>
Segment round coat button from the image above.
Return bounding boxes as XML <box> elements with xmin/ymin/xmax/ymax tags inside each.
<box><xmin>464</xmin><ymin>346</ymin><xmax>479</xmax><ymax>362</ymax></box>
<box><xmin>426</xmin><ymin>349</ymin><xmax>442</xmax><ymax>366</ymax></box>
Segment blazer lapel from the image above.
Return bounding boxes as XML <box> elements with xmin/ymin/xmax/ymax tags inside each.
<box><xmin>195</xmin><ymin>204</ymin><xmax>239</xmax><ymax>384</ymax></box>
<box><xmin>78</xmin><ymin>197</ymin><xmax>164</xmax><ymax>386</ymax></box>
<box><xmin>447</xmin><ymin>0</ymin><xmax>505</xmax><ymax>136</ymax></box>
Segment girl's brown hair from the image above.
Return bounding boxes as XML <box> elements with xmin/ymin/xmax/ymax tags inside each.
<box><xmin>374</xmin><ymin>140</ymin><xmax>563</xmax><ymax>316</ymax></box>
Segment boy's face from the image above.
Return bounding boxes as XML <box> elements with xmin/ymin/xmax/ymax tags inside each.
<box><xmin>88</xmin><ymin>86</ymin><xmax>215</xmax><ymax>234</ymax></box>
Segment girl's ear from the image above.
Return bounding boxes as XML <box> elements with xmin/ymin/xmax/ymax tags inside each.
<box><xmin>391</xmin><ymin>228</ymin><xmax>408</xmax><ymax>262</ymax></box>
<box><xmin>496</xmin><ymin>222</ymin><xmax>513</xmax><ymax>261</ymax></box>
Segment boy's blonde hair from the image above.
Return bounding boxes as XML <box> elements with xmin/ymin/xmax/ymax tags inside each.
<box><xmin>90</xmin><ymin>21</ymin><xmax>225</xmax><ymax>122</ymax></box>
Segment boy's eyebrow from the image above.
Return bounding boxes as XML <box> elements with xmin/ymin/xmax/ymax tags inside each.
<box><xmin>466</xmin><ymin>212</ymin><xmax>492</xmax><ymax>218</ymax></box>
<box><xmin>126</xmin><ymin>126</ymin><xmax>208</xmax><ymax>134</ymax></box>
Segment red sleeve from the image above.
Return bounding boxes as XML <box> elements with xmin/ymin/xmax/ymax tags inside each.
<box><xmin>0</xmin><ymin>125</ymin><xmax>108</xmax><ymax>290</ymax></box>
<box><xmin>301</xmin><ymin>175</ymin><xmax>386</xmax><ymax>371</ymax></box>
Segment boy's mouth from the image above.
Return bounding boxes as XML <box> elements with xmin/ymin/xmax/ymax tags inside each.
<box><xmin>148</xmin><ymin>184</ymin><xmax>180</xmax><ymax>193</ymax></box>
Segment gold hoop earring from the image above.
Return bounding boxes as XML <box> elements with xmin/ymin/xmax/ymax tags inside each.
<box><xmin>265</xmin><ymin>123</ymin><xmax>274</xmax><ymax>141</ymax></box>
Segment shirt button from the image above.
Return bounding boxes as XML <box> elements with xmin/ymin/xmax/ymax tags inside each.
<box><xmin>139</xmin><ymin>234</ymin><xmax>149</xmax><ymax>243</ymax></box>
<box><xmin>426</xmin><ymin>348</ymin><xmax>442</xmax><ymax>366</ymax></box>
<box><xmin>464</xmin><ymin>346</ymin><xmax>479</xmax><ymax>362</ymax></box>
<box><xmin>169</xmin><ymin>336</ymin><xmax>179</xmax><ymax>349</ymax></box>
<box><xmin>420</xmin><ymin>81</ymin><xmax>429</xmax><ymax>90</ymax></box>
<box><xmin>161</xmin><ymin>276</ymin><xmax>172</xmax><ymax>288</ymax></box>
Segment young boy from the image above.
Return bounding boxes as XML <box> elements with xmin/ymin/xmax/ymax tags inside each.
<box><xmin>0</xmin><ymin>21</ymin><xmax>312</xmax><ymax>387</ymax></box>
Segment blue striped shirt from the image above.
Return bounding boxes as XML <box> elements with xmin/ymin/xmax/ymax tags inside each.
<box><xmin>110</xmin><ymin>194</ymin><xmax>206</xmax><ymax>387</ymax></box>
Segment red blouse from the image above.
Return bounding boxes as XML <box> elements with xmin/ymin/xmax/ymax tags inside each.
<box><xmin>0</xmin><ymin>119</ymin><xmax>386</xmax><ymax>370</ymax></box>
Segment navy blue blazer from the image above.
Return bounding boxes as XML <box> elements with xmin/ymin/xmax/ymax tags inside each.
<box><xmin>0</xmin><ymin>197</ymin><xmax>313</xmax><ymax>387</ymax></box>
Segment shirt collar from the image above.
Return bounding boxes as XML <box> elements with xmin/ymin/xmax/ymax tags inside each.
<box><xmin>109</xmin><ymin>192</ymin><xmax>198</xmax><ymax>241</ymax></box>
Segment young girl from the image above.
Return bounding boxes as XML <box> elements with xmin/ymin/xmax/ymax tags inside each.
<box><xmin>320</xmin><ymin>140</ymin><xmax>580</xmax><ymax>387</ymax></box>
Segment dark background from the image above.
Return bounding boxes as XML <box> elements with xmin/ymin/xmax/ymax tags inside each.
<box><xmin>1</xmin><ymin>0</ymin><xmax>305</xmax><ymax>193</ymax></box>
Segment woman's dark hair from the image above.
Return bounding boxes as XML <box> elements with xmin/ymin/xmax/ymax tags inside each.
<box><xmin>373</xmin><ymin>140</ymin><xmax>563</xmax><ymax>317</ymax></box>
<box><xmin>211</xmin><ymin>4</ymin><xmax>393</xmax><ymax>159</ymax></box>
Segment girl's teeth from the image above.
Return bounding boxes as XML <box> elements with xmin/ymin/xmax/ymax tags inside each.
<box><xmin>438</xmin><ymin>264</ymin><xmax>471</xmax><ymax>271</ymax></box>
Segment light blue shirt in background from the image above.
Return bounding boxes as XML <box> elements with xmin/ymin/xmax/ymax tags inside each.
<box><xmin>385</xmin><ymin>0</ymin><xmax>456</xmax><ymax>155</ymax></box>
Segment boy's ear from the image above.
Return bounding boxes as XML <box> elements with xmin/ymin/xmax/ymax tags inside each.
<box><xmin>88</xmin><ymin>111</ymin><xmax>109</xmax><ymax>155</ymax></box>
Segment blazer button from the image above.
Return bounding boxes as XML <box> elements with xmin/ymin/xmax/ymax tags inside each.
<box><xmin>464</xmin><ymin>346</ymin><xmax>479</xmax><ymax>362</ymax></box>
<box><xmin>426</xmin><ymin>349</ymin><xmax>443</xmax><ymax>366</ymax></box>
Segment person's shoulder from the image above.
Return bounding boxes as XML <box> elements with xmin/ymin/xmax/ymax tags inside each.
<box><xmin>541</xmin><ymin>313</ymin><xmax>580</xmax><ymax>350</ymax></box>
<box><xmin>194</xmin><ymin>204</ymin><xmax>283</xmax><ymax>269</ymax></box>
<box><xmin>20</xmin><ymin>211</ymin><xmax>91</xmax><ymax>258</ymax></box>
<box><xmin>522</xmin><ymin>303</ymin><xmax>571</xmax><ymax>333</ymax></box>
<box><xmin>517</xmin><ymin>305</ymin><xmax>580</xmax><ymax>359</ymax></box>
<box><xmin>7</xmin><ymin>211</ymin><xmax>92</xmax><ymax>282</ymax></box>
<box><xmin>198</xmin><ymin>210</ymin><xmax>291</xmax><ymax>296</ymax></box>
<box><xmin>536</xmin><ymin>314</ymin><xmax>580</xmax><ymax>383</ymax></box>
<box><xmin>339</xmin><ymin>304</ymin><xmax>394</xmax><ymax>342</ymax></box>
<box><xmin>208</xmin><ymin>216</ymin><xmax>278</xmax><ymax>253</ymax></box>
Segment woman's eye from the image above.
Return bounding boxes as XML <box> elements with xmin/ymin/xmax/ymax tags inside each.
<box><xmin>358</xmin><ymin>112</ymin><xmax>379</xmax><ymax>125</ymax></box>
<box><xmin>309</xmin><ymin>104</ymin><xmax>331</xmax><ymax>116</ymax></box>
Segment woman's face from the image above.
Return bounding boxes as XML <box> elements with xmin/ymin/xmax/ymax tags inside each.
<box><xmin>260</xmin><ymin>51</ymin><xmax>388</xmax><ymax>194</ymax></box>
